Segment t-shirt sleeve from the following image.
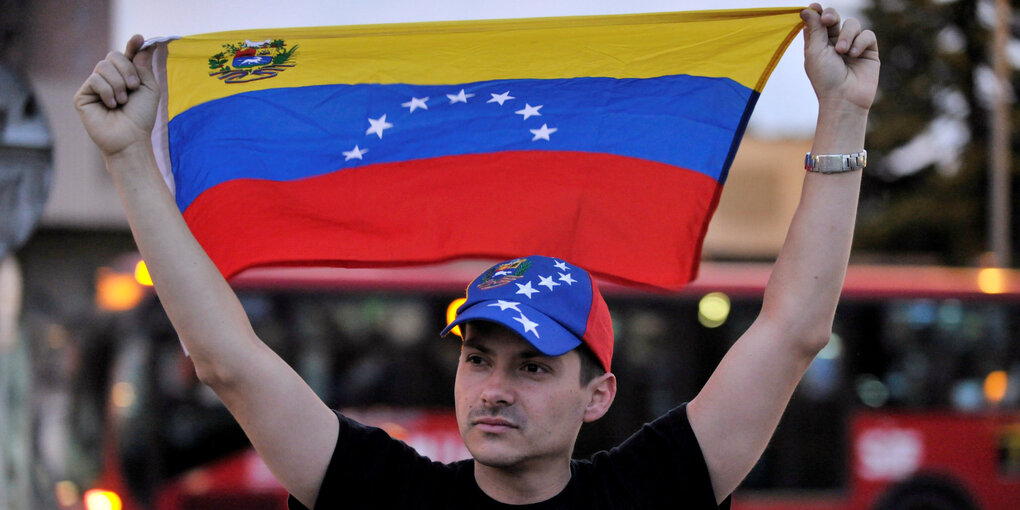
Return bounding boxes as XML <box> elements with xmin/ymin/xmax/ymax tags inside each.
<box><xmin>590</xmin><ymin>403</ymin><xmax>731</xmax><ymax>509</ymax></box>
<box><xmin>287</xmin><ymin>410</ymin><xmax>450</xmax><ymax>510</ymax></box>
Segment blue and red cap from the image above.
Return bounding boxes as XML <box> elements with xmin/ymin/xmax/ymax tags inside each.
<box><xmin>441</xmin><ymin>255</ymin><xmax>613</xmax><ymax>372</ymax></box>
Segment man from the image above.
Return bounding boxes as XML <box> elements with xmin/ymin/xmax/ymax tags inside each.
<box><xmin>74</xmin><ymin>3</ymin><xmax>878</xmax><ymax>508</ymax></box>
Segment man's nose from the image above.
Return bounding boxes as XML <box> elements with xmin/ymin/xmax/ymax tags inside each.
<box><xmin>479</xmin><ymin>369</ymin><xmax>515</xmax><ymax>406</ymax></box>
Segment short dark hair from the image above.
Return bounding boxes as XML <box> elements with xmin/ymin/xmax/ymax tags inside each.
<box><xmin>576</xmin><ymin>343</ymin><xmax>605</xmax><ymax>386</ymax></box>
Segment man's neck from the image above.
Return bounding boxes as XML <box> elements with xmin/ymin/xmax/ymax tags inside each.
<box><xmin>473</xmin><ymin>458</ymin><xmax>572</xmax><ymax>505</ymax></box>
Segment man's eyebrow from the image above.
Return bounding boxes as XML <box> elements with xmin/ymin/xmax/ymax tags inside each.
<box><xmin>517</xmin><ymin>348</ymin><xmax>548</xmax><ymax>360</ymax></box>
<box><xmin>461</xmin><ymin>340</ymin><xmax>553</xmax><ymax>362</ymax></box>
<box><xmin>462</xmin><ymin>339</ymin><xmax>489</xmax><ymax>353</ymax></box>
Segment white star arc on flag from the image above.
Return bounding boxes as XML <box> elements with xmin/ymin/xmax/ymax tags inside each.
<box><xmin>558</xmin><ymin>272</ymin><xmax>577</xmax><ymax>285</ymax></box>
<box><xmin>488</xmin><ymin>91</ymin><xmax>515</xmax><ymax>105</ymax></box>
<box><xmin>554</xmin><ymin>260</ymin><xmax>569</xmax><ymax>271</ymax></box>
<box><xmin>366</xmin><ymin>114</ymin><xmax>393</xmax><ymax>139</ymax></box>
<box><xmin>447</xmin><ymin>89</ymin><xmax>475</xmax><ymax>104</ymax></box>
<box><xmin>515</xmin><ymin>103</ymin><xmax>542</xmax><ymax>120</ymax></box>
<box><xmin>401</xmin><ymin>96</ymin><xmax>429</xmax><ymax>113</ymax></box>
<box><xmin>514</xmin><ymin>313</ymin><xmax>540</xmax><ymax>338</ymax></box>
<box><xmin>530</xmin><ymin>123</ymin><xmax>557</xmax><ymax>141</ymax></box>
<box><xmin>343</xmin><ymin>145</ymin><xmax>368</xmax><ymax>161</ymax></box>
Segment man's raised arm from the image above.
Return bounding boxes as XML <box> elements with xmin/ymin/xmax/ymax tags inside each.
<box><xmin>687</xmin><ymin>4</ymin><xmax>880</xmax><ymax>503</ymax></box>
<box><xmin>73</xmin><ymin>35</ymin><xmax>338</xmax><ymax>508</ymax></box>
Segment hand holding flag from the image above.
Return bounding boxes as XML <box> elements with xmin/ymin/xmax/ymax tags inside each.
<box><xmin>801</xmin><ymin>3</ymin><xmax>880</xmax><ymax>113</ymax></box>
<box><xmin>74</xmin><ymin>34</ymin><xmax>159</xmax><ymax>161</ymax></box>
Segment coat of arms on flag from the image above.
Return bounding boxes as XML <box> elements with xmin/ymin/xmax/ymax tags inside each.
<box><xmin>207</xmin><ymin>38</ymin><xmax>297</xmax><ymax>83</ymax></box>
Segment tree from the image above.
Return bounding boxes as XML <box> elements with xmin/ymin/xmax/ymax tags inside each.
<box><xmin>856</xmin><ymin>0</ymin><xmax>1019</xmax><ymax>266</ymax></box>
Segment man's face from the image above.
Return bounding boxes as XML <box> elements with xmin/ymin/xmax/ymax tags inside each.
<box><xmin>454</xmin><ymin>322</ymin><xmax>589</xmax><ymax>470</ymax></box>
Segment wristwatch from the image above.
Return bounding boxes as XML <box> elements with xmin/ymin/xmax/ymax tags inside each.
<box><xmin>804</xmin><ymin>150</ymin><xmax>867</xmax><ymax>173</ymax></box>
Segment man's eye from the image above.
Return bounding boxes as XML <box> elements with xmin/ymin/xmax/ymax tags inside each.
<box><xmin>465</xmin><ymin>354</ymin><xmax>484</xmax><ymax>365</ymax></box>
<box><xmin>522</xmin><ymin>363</ymin><xmax>546</xmax><ymax>374</ymax></box>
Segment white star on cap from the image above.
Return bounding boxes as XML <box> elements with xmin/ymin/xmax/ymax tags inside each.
<box><xmin>515</xmin><ymin>103</ymin><xmax>542</xmax><ymax>120</ymax></box>
<box><xmin>365</xmin><ymin>114</ymin><xmax>393</xmax><ymax>139</ymax></box>
<box><xmin>530</xmin><ymin>124</ymin><xmax>557</xmax><ymax>141</ymax></box>
<box><xmin>487</xmin><ymin>91</ymin><xmax>514</xmax><ymax>105</ymax></box>
<box><xmin>342</xmin><ymin>145</ymin><xmax>368</xmax><ymax>161</ymax></box>
<box><xmin>538</xmin><ymin>275</ymin><xmax>560</xmax><ymax>291</ymax></box>
<box><xmin>554</xmin><ymin>260</ymin><xmax>569</xmax><ymax>271</ymax></box>
<box><xmin>401</xmin><ymin>96</ymin><xmax>429</xmax><ymax>113</ymax></box>
<box><xmin>514</xmin><ymin>313</ymin><xmax>540</xmax><ymax>338</ymax></box>
<box><xmin>558</xmin><ymin>272</ymin><xmax>577</xmax><ymax>285</ymax></box>
<box><xmin>515</xmin><ymin>281</ymin><xmax>539</xmax><ymax>299</ymax></box>
<box><xmin>447</xmin><ymin>89</ymin><xmax>475</xmax><ymax>104</ymax></box>
<box><xmin>488</xmin><ymin>300</ymin><xmax>521</xmax><ymax>312</ymax></box>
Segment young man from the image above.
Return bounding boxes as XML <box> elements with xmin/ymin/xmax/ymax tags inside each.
<box><xmin>74</xmin><ymin>3</ymin><xmax>878</xmax><ymax>508</ymax></box>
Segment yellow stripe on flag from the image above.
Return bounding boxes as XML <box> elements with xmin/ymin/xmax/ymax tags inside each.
<box><xmin>165</xmin><ymin>8</ymin><xmax>805</xmax><ymax>121</ymax></box>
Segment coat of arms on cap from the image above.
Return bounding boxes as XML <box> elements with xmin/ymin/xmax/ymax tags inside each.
<box><xmin>478</xmin><ymin>258</ymin><xmax>531</xmax><ymax>290</ymax></box>
<box><xmin>208</xmin><ymin>39</ymin><xmax>297</xmax><ymax>84</ymax></box>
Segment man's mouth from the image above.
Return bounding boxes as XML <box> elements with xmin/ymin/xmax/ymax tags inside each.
<box><xmin>473</xmin><ymin>417</ymin><xmax>518</xmax><ymax>432</ymax></box>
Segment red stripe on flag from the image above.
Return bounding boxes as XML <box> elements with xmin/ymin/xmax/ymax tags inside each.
<box><xmin>182</xmin><ymin>151</ymin><xmax>721</xmax><ymax>289</ymax></box>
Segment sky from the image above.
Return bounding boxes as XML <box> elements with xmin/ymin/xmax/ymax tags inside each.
<box><xmin>113</xmin><ymin>0</ymin><xmax>865</xmax><ymax>137</ymax></box>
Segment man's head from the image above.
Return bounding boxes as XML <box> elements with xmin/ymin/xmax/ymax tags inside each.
<box><xmin>442</xmin><ymin>255</ymin><xmax>617</xmax><ymax>468</ymax></box>
<box><xmin>454</xmin><ymin>321</ymin><xmax>616</xmax><ymax>469</ymax></box>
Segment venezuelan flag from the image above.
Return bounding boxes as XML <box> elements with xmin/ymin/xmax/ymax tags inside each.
<box><xmin>151</xmin><ymin>8</ymin><xmax>804</xmax><ymax>290</ymax></box>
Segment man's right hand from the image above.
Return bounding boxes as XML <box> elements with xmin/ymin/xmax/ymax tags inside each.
<box><xmin>73</xmin><ymin>34</ymin><xmax>159</xmax><ymax>160</ymax></box>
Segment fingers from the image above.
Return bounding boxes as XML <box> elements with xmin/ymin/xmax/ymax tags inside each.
<box><xmin>802</xmin><ymin>5</ymin><xmax>875</xmax><ymax>58</ymax></box>
<box><xmin>107</xmin><ymin>50</ymin><xmax>140</xmax><ymax>90</ymax></box>
<box><xmin>83</xmin><ymin>72</ymin><xmax>118</xmax><ymax>109</ymax></box>
<box><xmin>834</xmin><ymin>17</ymin><xmax>878</xmax><ymax>59</ymax></box>
<box><xmin>79</xmin><ymin>35</ymin><xmax>155</xmax><ymax>110</ymax></box>
<box><xmin>835</xmin><ymin>18</ymin><xmax>861</xmax><ymax>54</ymax></box>
<box><xmin>821</xmin><ymin>6</ymin><xmax>841</xmax><ymax>41</ymax></box>
<box><xmin>850</xmin><ymin>29</ymin><xmax>879</xmax><ymax>59</ymax></box>
<box><xmin>94</xmin><ymin>53</ymin><xmax>144</xmax><ymax>108</ymax></box>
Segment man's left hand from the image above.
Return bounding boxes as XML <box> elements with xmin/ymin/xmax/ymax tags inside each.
<box><xmin>801</xmin><ymin>3</ymin><xmax>880</xmax><ymax>113</ymax></box>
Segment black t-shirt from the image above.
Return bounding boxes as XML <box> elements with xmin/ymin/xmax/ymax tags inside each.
<box><xmin>289</xmin><ymin>403</ymin><xmax>730</xmax><ymax>509</ymax></box>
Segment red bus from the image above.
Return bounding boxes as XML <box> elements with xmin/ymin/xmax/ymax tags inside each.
<box><xmin>63</xmin><ymin>260</ymin><xmax>1020</xmax><ymax>510</ymax></box>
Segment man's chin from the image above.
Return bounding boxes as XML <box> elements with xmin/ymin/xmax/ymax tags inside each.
<box><xmin>465</xmin><ymin>434</ymin><xmax>525</xmax><ymax>469</ymax></box>
<box><xmin>471</xmin><ymin>452</ymin><xmax>525</xmax><ymax>470</ymax></box>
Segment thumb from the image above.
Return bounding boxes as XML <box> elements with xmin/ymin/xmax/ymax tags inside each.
<box><xmin>123</xmin><ymin>34</ymin><xmax>157</xmax><ymax>88</ymax></box>
<box><xmin>133</xmin><ymin>46</ymin><xmax>157</xmax><ymax>88</ymax></box>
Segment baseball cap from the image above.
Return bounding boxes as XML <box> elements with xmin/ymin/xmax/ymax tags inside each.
<box><xmin>441</xmin><ymin>255</ymin><xmax>613</xmax><ymax>372</ymax></box>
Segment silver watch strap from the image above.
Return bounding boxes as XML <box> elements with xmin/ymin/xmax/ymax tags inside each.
<box><xmin>804</xmin><ymin>150</ymin><xmax>867</xmax><ymax>173</ymax></box>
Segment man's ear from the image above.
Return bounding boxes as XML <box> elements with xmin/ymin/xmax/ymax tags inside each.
<box><xmin>583</xmin><ymin>372</ymin><xmax>617</xmax><ymax>423</ymax></box>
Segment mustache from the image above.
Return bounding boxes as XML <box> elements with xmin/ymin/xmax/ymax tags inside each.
<box><xmin>468</xmin><ymin>405</ymin><xmax>524</xmax><ymax>425</ymax></box>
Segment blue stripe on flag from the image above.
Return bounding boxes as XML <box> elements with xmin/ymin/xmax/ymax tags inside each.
<box><xmin>169</xmin><ymin>74</ymin><xmax>753</xmax><ymax>211</ymax></box>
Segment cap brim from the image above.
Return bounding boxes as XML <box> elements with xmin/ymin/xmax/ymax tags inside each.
<box><xmin>441</xmin><ymin>300</ymin><xmax>582</xmax><ymax>357</ymax></box>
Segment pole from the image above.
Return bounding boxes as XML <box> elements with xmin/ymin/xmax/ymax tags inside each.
<box><xmin>988</xmin><ymin>0</ymin><xmax>1012</xmax><ymax>266</ymax></box>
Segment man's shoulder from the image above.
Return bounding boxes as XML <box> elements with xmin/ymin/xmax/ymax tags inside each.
<box><xmin>588</xmin><ymin>403</ymin><xmax>694</xmax><ymax>460</ymax></box>
<box><xmin>569</xmin><ymin>404</ymin><xmax>725</xmax><ymax>507</ymax></box>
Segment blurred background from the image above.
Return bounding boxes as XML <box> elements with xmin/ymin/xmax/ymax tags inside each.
<box><xmin>1</xmin><ymin>0</ymin><xmax>1018</xmax><ymax>509</ymax></box>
